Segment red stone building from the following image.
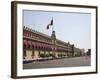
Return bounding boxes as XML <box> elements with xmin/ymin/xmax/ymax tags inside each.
<box><xmin>23</xmin><ymin>26</ymin><xmax>82</xmax><ymax>61</ymax></box>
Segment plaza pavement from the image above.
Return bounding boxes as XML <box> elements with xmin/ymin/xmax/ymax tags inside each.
<box><xmin>23</xmin><ymin>56</ymin><xmax>91</xmax><ymax>69</ymax></box>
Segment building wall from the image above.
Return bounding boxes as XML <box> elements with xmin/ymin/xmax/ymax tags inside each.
<box><xmin>23</xmin><ymin>27</ymin><xmax>82</xmax><ymax>61</ymax></box>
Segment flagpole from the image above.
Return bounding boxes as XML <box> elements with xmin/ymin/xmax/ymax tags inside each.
<box><xmin>52</xmin><ymin>17</ymin><xmax>54</xmax><ymax>32</ymax></box>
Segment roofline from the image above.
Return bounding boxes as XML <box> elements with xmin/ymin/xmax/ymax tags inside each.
<box><xmin>23</xmin><ymin>26</ymin><xmax>72</xmax><ymax>45</ymax></box>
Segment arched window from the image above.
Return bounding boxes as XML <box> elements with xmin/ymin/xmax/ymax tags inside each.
<box><xmin>23</xmin><ymin>40</ymin><xmax>28</xmax><ymax>49</ymax></box>
<box><xmin>27</xmin><ymin>40</ymin><xmax>32</xmax><ymax>49</ymax></box>
<box><xmin>32</xmin><ymin>41</ymin><xmax>35</xmax><ymax>49</ymax></box>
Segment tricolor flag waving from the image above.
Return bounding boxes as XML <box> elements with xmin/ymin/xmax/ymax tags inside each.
<box><xmin>46</xmin><ymin>19</ymin><xmax>53</xmax><ymax>30</ymax></box>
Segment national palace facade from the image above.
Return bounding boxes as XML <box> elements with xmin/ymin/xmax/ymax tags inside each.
<box><xmin>23</xmin><ymin>26</ymin><xmax>84</xmax><ymax>61</ymax></box>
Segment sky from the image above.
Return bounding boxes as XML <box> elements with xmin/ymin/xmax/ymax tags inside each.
<box><xmin>23</xmin><ymin>10</ymin><xmax>91</xmax><ymax>51</ymax></box>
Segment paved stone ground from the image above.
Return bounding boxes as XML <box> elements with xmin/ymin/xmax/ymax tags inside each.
<box><xmin>23</xmin><ymin>56</ymin><xmax>91</xmax><ymax>69</ymax></box>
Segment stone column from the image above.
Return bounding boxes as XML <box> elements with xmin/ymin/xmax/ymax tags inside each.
<box><xmin>34</xmin><ymin>50</ymin><xmax>39</xmax><ymax>59</ymax></box>
<box><xmin>25</xmin><ymin>50</ymin><xmax>33</xmax><ymax>61</ymax></box>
